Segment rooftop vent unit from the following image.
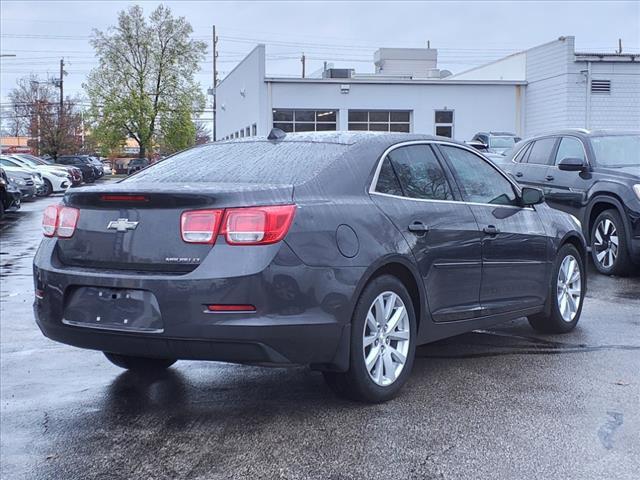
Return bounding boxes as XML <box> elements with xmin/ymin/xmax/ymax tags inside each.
<box><xmin>322</xmin><ymin>68</ymin><xmax>354</xmax><ymax>79</ymax></box>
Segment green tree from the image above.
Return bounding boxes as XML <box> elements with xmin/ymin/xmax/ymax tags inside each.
<box><xmin>84</xmin><ymin>4</ymin><xmax>207</xmax><ymax>158</ymax></box>
<box><xmin>159</xmin><ymin>104</ymin><xmax>197</xmax><ymax>154</ymax></box>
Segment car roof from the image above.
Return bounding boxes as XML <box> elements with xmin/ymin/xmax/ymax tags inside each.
<box><xmin>212</xmin><ymin>131</ymin><xmax>469</xmax><ymax>150</ymax></box>
<box><xmin>525</xmin><ymin>129</ymin><xmax>640</xmax><ymax>140</ymax></box>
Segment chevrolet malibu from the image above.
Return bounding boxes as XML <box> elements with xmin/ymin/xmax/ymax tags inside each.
<box><xmin>34</xmin><ymin>131</ymin><xmax>587</xmax><ymax>403</ymax></box>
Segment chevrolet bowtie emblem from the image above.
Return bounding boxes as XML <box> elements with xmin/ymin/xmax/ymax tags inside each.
<box><xmin>107</xmin><ymin>218</ymin><xmax>139</xmax><ymax>232</ymax></box>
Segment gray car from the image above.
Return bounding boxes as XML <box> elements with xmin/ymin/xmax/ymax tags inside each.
<box><xmin>34</xmin><ymin>131</ymin><xmax>586</xmax><ymax>402</ymax></box>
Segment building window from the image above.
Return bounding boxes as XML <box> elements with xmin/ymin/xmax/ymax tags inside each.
<box><xmin>272</xmin><ymin>109</ymin><xmax>337</xmax><ymax>132</ymax></box>
<box><xmin>252</xmin><ymin>124</ymin><xmax>257</xmax><ymax>136</ymax></box>
<box><xmin>348</xmin><ymin>110</ymin><xmax>410</xmax><ymax>132</ymax></box>
<box><xmin>434</xmin><ymin>110</ymin><xmax>454</xmax><ymax>138</ymax></box>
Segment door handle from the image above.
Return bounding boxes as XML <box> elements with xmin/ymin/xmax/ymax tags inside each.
<box><xmin>408</xmin><ymin>221</ymin><xmax>429</xmax><ymax>233</ymax></box>
<box><xmin>545</xmin><ymin>175</ymin><xmax>554</xmax><ymax>181</ymax></box>
<box><xmin>483</xmin><ymin>225</ymin><xmax>500</xmax><ymax>236</ymax></box>
<box><xmin>515</xmin><ymin>172</ymin><xmax>523</xmax><ymax>177</ymax></box>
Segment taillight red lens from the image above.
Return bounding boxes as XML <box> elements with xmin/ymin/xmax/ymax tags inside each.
<box><xmin>42</xmin><ymin>205</ymin><xmax>59</xmax><ymax>237</ymax></box>
<box><xmin>57</xmin><ymin>207</ymin><xmax>80</xmax><ymax>238</ymax></box>
<box><xmin>222</xmin><ymin>205</ymin><xmax>296</xmax><ymax>245</ymax></box>
<box><xmin>181</xmin><ymin>209</ymin><xmax>224</xmax><ymax>243</ymax></box>
<box><xmin>42</xmin><ymin>205</ymin><xmax>79</xmax><ymax>238</ymax></box>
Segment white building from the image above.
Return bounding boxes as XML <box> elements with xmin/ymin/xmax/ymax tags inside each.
<box><xmin>216</xmin><ymin>36</ymin><xmax>639</xmax><ymax>142</ymax></box>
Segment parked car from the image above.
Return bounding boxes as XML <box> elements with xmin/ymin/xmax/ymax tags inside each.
<box><xmin>5</xmin><ymin>155</ymin><xmax>72</xmax><ymax>196</ymax></box>
<box><xmin>5</xmin><ymin>170</ymin><xmax>37</xmax><ymax>201</ymax></box>
<box><xmin>127</xmin><ymin>158</ymin><xmax>149</xmax><ymax>175</ymax></box>
<box><xmin>56</xmin><ymin>155</ymin><xmax>97</xmax><ymax>183</ymax></box>
<box><xmin>0</xmin><ymin>155</ymin><xmax>45</xmax><ymax>196</ymax></box>
<box><xmin>502</xmin><ymin>129</ymin><xmax>640</xmax><ymax>276</ymax></box>
<box><xmin>85</xmin><ymin>156</ymin><xmax>105</xmax><ymax>179</ymax></box>
<box><xmin>14</xmin><ymin>153</ymin><xmax>83</xmax><ymax>186</ymax></box>
<box><xmin>101</xmin><ymin>161</ymin><xmax>112</xmax><ymax>175</ymax></box>
<box><xmin>0</xmin><ymin>167</ymin><xmax>21</xmax><ymax>217</ymax></box>
<box><xmin>34</xmin><ymin>131</ymin><xmax>586</xmax><ymax>403</ymax></box>
<box><xmin>465</xmin><ymin>140</ymin><xmax>510</xmax><ymax>164</ymax></box>
<box><xmin>471</xmin><ymin>132</ymin><xmax>521</xmax><ymax>155</ymax></box>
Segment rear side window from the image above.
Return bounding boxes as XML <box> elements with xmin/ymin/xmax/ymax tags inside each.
<box><xmin>554</xmin><ymin>137</ymin><xmax>586</xmax><ymax>165</ymax></box>
<box><xmin>440</xmin><ymin>145</ymin><xmax>518</xmax><ymax>206</ymax></box>
<box><xmin>513</xmin><ymin>142</ymin><xmax>532</xmax><ymax>163</ymax></box>
<box><xmin>124</xmin><ymin>141</ymin><xmax>349</xmax><ymax>185</ymax></box>
<box><xmin>526</xmin><ymin>138</ymin><xmax>557</xmax><ymax>165</ymax></box>
<box><xmin>382</xmin><ymin>145</ymin><xmax>453</xmax><ymax>200</ymax></box>
<box><xmin>375</xmin><ymin>158</ymin><xmax>403</xmax><ymax>196</ymax></box>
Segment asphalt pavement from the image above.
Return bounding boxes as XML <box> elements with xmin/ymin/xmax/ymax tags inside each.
<box><xmin>1</xmin><ymin>193</ymin><xmax>639</xmax><ymax>480</ymax></box>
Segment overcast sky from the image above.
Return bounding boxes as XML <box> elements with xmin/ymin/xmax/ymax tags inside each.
<box><xmin>1</xmin><ymin>0</ymin><xmax>639</xmax><ymax>110</ymax></box>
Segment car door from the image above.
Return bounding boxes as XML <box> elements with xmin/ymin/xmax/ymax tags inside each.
<box><xmin>543</xmin><ymin>136</ymin><xmax>592</xmax><ymax>218</ymax></box>
<box><xmin>370</xmin><ymin>143</ymin><xmax>483</xmax><ymax>322</ymax></box>
<box><xmin>437</xmin><ymin>144</ymin><xmax>549</xmax><ymax>315</ymax></box>
<box><xmin>510</xmin><ymin>137</ymin><xmax>557</xmax><ymax>192</ymax></box>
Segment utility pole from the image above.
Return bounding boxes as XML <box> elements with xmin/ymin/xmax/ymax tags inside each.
<box><xmin>212</xmin><ymin>25</ymin><xmax>218</xmax><ymax>142</ymax></box>
<box><xmin>301</xmin><ymin>53</ymin><xmax>306</xmax><ymax>78</ymax></box>
<box><xmin>59</xmin><ymin>58</ymin><xmax>64</xmax><ymax>113</ymax></box>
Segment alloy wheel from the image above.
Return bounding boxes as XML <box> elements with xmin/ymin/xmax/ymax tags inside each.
<box><xmin>593</xmin><ymin>218</ymin><xmax>618</xmax><ymax>269</ymax></box>
<box><xmin>362</xmin><ymin>291</ymin><xmax>410</xmax><ymax>386</ymax></box>
<box><xmin>556</xmin><ymin>255</ymin><xmax>582</xmax><ymax>322</ymax></box>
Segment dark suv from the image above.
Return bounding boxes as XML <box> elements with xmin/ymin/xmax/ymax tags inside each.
<box><xmin>503</xmin><ymin>130</ymin><xmax>640</xmax><ymax>276</ymax></box>
<box><xmin>56</xmin><ymin>155</ymin><xmax>97</xmax><ymax>183</ymax></box>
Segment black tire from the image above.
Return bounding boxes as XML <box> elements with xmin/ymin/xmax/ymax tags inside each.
<box><xmin>0</xmin><ymin>198</ymin><xmax>4</xmax><ymax>219</ymax></box>
<box><xmin>528</xmin><ymin>244</ymin><xmax>585</xmax><ymax>334</ymax></box>
<box><xmin>323</xmin><ymin>274</ymin><xmax>417</xmax><ymax>403</ymax></box>
<box><xmin>41</xmin><ymin>179</ymin><xmax>53</xmax><ymax>197</ymax></box>
<box><xmin>103</xmin><ymin>352</ymin><xmax>176</xmax><ymax>371</ymax></box>
<box><xmin>590</xmin><ymin>209</ymin><xmax>632</xmax><ymax>276</ymax></box>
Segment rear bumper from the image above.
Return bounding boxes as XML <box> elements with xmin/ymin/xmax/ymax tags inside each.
<box><xmin>33</xmin><ymin>240</ymin><xmax>361</xmax><ymax>370</ymax></box>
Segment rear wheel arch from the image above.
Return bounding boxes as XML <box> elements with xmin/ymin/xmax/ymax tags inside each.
<box><xmin>352</xmin><ymin>258</ymin><xmax>425</xmax><ymax>333</ymax></box>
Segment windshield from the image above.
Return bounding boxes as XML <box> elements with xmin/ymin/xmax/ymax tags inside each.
<box><xmin>489</xmin><ymin>136</ymin><xmax>516</xmax><ymax>149</ymax></box>
<box><xmin>125</xmin><ymin>141</ymin><xmax>349</xmax><ymax>185</ymax></box>
<box><xmin>591</xmin><ymin>135</ymin><xmax>640</xmax><ymax>167</ymax></box>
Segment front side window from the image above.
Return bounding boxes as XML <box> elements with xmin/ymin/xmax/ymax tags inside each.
<box><xmin>526</xmin><ymin>138</ymin><xmax>557</xmax><ymax>165</ymax></box>
<box><xmin>434</xmin><ymin>110</ymin><xmax>454</xmax><ymax>138</ymax></box>
<box><xmin>379</xmin><ymin>145</ymin><xmax>453</xmax><ymax>201</ymax></box>
<box><xmin>440</xmin><ymin>145</ymin><xmax>518</xmax><ymax>206</ymax></box>
<box><xmin>348</xmin><ymin>110</ymin><xmax>411</xmax><ymax>133</ymax></box>
<box><xmin>273</xmin><ymin>109</ymin><xmax>337</xmax><ymax>132</ymax></box>
<box><xmin>554</xmin><ymin>137</ymin><xmax>586</xmax><ymax>165</ymax></box>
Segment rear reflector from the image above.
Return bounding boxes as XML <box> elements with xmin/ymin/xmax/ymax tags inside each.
<box><xmin>181</xmin><ymin>209</ymin><xmax>224</xmax><ymax>244</ymax></box>
<box><xmin>222</xmin><ymin>205</ymin><xmax>296</xmax><ymax>245</ymax></box>
<box><xmin>43</xmin><ymin>205</ymin><xmax>80</xmax><ymax>238</ymax></box>
<box><xmin>206</xmin><ymin>304</ymin><xmax>256</xmax><ymax>312</ymax></box>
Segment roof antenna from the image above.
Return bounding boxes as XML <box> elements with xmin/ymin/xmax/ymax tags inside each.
<box><xmin>267</xmin><ymin>127</ymin><xmax>287</xmax><ymax>141</ymax></box>
<box><xmin>617</xmin><ymin>38</ymin><xmax>622</xmax><ymax>54</ymax></box>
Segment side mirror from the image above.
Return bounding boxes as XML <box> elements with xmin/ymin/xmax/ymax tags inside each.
<box><xmin>521</xmin><ymin>187</ymin><xmax>545</xmax><ymax>206</ymax></box>
<box><xmin>557</xmin><ymin>157</ymin><xmax>587</xmax><ymax>172</ymax></box>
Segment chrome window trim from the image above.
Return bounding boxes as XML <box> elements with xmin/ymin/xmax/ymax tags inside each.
<box><xmin>369</xmin><ymin>140</ymin><xmax>531</xmax><ymax>210</ymax></box>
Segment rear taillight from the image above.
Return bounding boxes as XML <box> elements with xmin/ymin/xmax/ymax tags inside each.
<box><xmin>42</xmin><ymin>205</ymin><xmax>80</xmax><ymax>238</ymax></box>
<box><xmin>180</xmin><ymin>205</ymin><xmax>296</xmax><ymax>246</ymax></box>
<box><xmin>42</xmin><ymin>205</ymin><xmax>58</xmax><ymax>237</ymax></box>
<box><xmin>222</xmin><ymin>205</ymin><xmax>296</xmax><ymax>245</ymax></box>
<box><xmin>57</xmin><ymin>207</ymin><xmax>79</xmax><ymax>238</ymax></box>
<box><xmin>180</xmin><ymin>209</ymin><xmax>224</xmax><ymax>244</ymax></box>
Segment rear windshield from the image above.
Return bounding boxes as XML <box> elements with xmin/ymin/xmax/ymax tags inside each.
<box><xmin>123</xmin><ymin>141</ymin><xmax>349</xmax><ymax>184</ymax></box>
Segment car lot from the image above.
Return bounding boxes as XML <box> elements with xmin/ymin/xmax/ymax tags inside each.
<box><xmin>1</xmin><ymin>194</ymin><xmax>639</xmax><ymax>480</ymax></box>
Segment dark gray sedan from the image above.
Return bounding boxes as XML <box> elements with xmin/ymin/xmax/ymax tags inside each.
<box><xmin>33</xmin><ymin>131</ymin><xmax>586</xmax><ymax>402</ymax></box>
